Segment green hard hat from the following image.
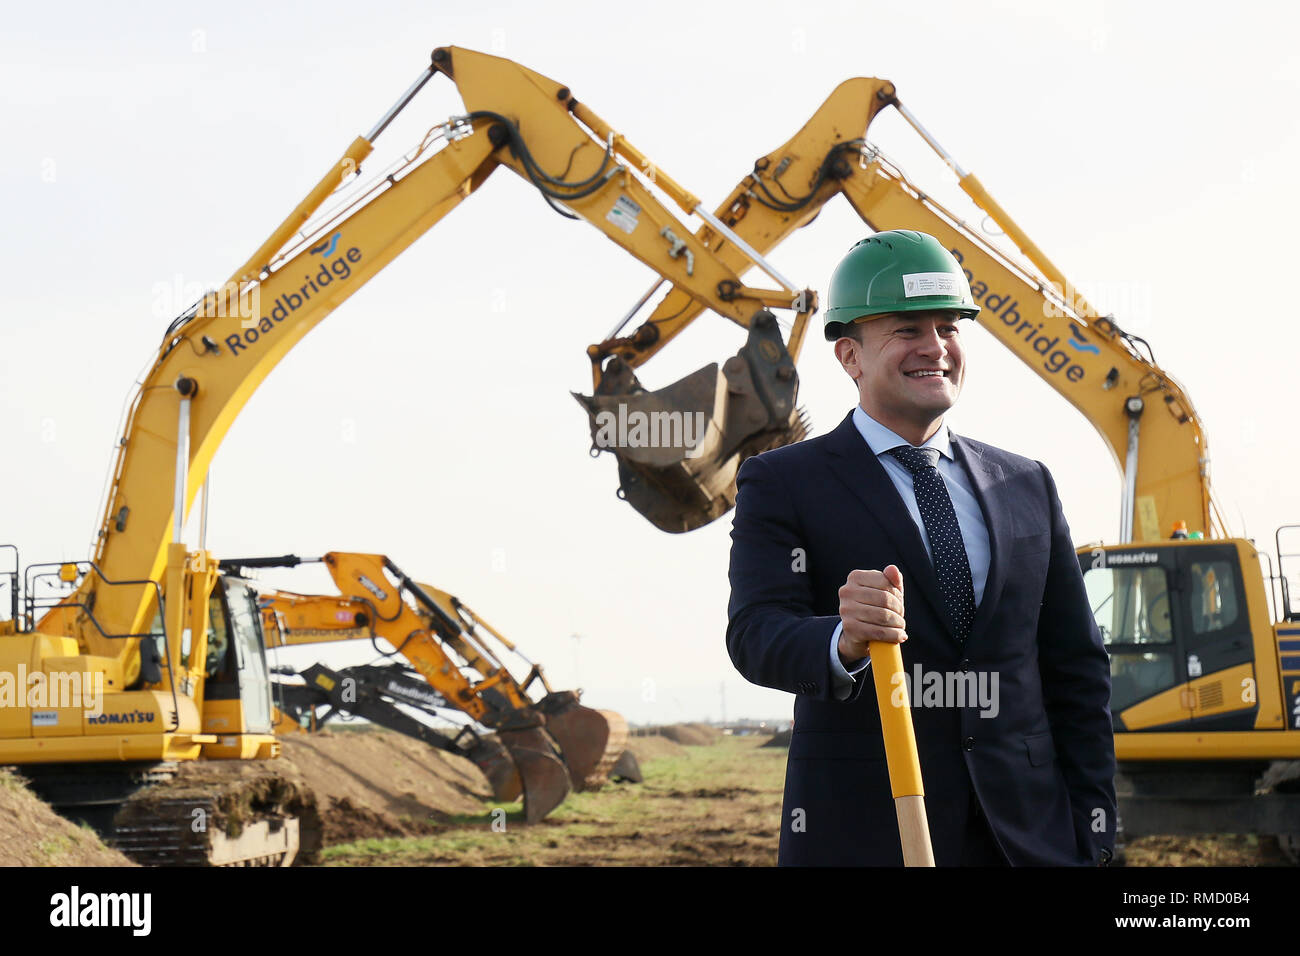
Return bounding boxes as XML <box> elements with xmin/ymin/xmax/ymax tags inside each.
<box><xmin>823</xmin><ymin>230</ymin><xmax>980</xmax><ymax>340</ymax></box>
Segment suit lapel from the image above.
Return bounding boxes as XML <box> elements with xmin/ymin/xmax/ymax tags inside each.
<box><xmin>950</xmin><ymin>434</ymin><xmax>1012</xmax><ymax>651</ymax></box>
<box><xmin>824</xmin><ymin>411</ymin><xmax>954</xmax><ymax>641</ymax></box>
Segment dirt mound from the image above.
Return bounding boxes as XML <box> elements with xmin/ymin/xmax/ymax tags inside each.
<box><xmin>277</xmin><ymin>730</ymin><xmax>492</xmax><ymax>844</ymax></box>
<box><xmin>0</xmin><ymin>769</ymin><xmax>133</xmax><ymax>867</ymax></box>
<box><xmin>120</xmin><ymin>729</ymin><xmax>494</xmax><ymax>856</ymax></box>
<box><xmin>654</xmin><ymin>724</ymin><xmax>721</xmax><ymax>746</ymax></box>
<box><xmin>687</xmin><ymin>723</ymin><xmax>724</xmax><ymax>742</ymax></box>
<box><xmin>626</xmin><ymin>735</ymin><xmax>688</xmax><ymax>762</ymax></box>
<box><xmin>138</xmin><ymin>728</ymin><xmax>491</xmax><ymax>858</ymax></box>
<box><xmin>4</xmin><ymin>731</ymin><xmax>499</xmax><ymax>863</ymax></box>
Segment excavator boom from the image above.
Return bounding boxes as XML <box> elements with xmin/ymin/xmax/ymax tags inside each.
<box><xmin>51</xmin><ymin>44</ymin><xmax>816</xmax><ymax>666</ymax></box>
<box><xmin>4</xmin><ymin>44</ymin><xmax>821</xmax><ymax>862</ymax></box>
<box><xmin>578</xmin><ymin>76</ymin><xmax>1218</xmax><ymax>542</ymax></box>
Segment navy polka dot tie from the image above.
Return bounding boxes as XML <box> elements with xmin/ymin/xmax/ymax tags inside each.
<box><xmin>887</xmin><ymin>445</ymin><xmax>976</xmax><ymax>643</ymax></box>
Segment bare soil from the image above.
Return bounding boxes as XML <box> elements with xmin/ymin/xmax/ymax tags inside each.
<box><xmin>321</xmin><ymin>730</ymin><xmax>786</xmax><ymax>866</ymax></box>
<box><xmin>0</xmin><ymin>769</ymin><xmax>133</xmax><ymax>867</ymax></box>
<box><xmin>319</xmin><ymin>731</ymin><xmax>1289</xmax><ymax>867</ymax></box>
<box><xmin>1123</xmin><ymin>835</ymin><xmax>1288</xmax><ymax>866</ymax></box>
<box><xmin>624</xmin><ymin>732</ymin><xmax>689</xmax><ymax>761</ymax></box>
<box><xmin>3</xmin><ymin>727</ymin><xmax>1290</xmax><ymax>867</ymax></box>
<box><xmin>276</xmin><ymin>730</ymin><xmax>491</xmax><ymax>842</ymax></box>
<box><xmin>0</xmin><ymin>730</ymin><xmax>492</xmax><ymax>867</ymax></box>
<box><xmin>144</xmin><ymin>729</ymin><xmax>493</xmax><ymax>852</ymax></box>
<box><xmin>649</xmin><ymin>724</ymin><xmax>723</xmax><ymax>746</ymax></box>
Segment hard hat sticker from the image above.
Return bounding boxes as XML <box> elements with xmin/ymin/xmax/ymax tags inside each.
<box><xmin>902</xmin><ymin>272</ymin><xmax>962</xmax><ymax>297</ymax></box>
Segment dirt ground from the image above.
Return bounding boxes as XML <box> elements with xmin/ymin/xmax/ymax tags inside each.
<box><xmin>318</xmin><ymin>729</ymin><xmax>1290</xmax><ymax>867</ymax></box>
<box><xmin>0</xmin><ymin>730</ymin><xmax>494</xmax><ymax>866</ymax></box>
<box><xmin>0</xmin><ymin>769</ymin><xmax>132</xmax><ymax>866</ymax></box>
<box><xmin>1123</xmin><ymin>835</ymin><xmax>1289</xmax><ymax>866</ymax></box>
<box><xmin>321</xmin><ymin>729</ymin><xmax>786</xmax><ymax>866</ymax></box>
<box><xmin>1</xmin><ymin>726</ymin><xmax>1291</xmax><ymax>866</ymax></box>
<box><xmin>142</xmin><ymin>728</ymin><xmax>497</xmax><ymax>852</ymax></box>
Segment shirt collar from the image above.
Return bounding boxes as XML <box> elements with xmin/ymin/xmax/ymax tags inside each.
<box><xmin>851</xmin><ymin>405</ymin><xmax>953</xmax><ymax>461</ymax></box>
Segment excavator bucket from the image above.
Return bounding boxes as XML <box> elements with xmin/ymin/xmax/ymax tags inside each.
<box><xmin>495</xmin><ymin>727</ymin><xmax>572</xmax><ymax>823</ymax></box>
<box><xmin>540</xmin><ymin>694</ymin><xmax>631</xmax><ymax>790</ymax></box>
<box><xmin>575</xmin><ymin>311</ymin><xmax>809</xmax><ymax>533</ymax></box>
<box><xmin>610</xmin><ymin>748</ymin><xmax>643</xmax><ymax>783</ymax></box>
<box><xmin>465</xmin><ymin>734</ymin><xmax>524</xmax><ymax>803</ymax></box>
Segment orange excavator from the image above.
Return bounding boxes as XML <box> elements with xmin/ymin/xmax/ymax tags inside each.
<box><xmin>223</xmin><ymin>550</ymin><xmax>632</xmax><ymax>822</ymax></box>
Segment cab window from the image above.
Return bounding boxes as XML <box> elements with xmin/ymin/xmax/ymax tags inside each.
<box><xmin>1187</xmin><ymin>560</ymin><xmax>1239</xmax><ymax>635</ymax></box>
<box><xmin>1084</xmin><ymin>564</ymin><xmax>1175</xmax><ymax>712</ymax></box>
<box><xmin>1084</xmin><ymin>566</ymin><xmax>1171</xmax><ymax>645</ymax></box>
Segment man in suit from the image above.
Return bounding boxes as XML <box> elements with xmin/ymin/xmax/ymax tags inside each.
<box><xmin>726</xmin><ymin>230</ymin><xmax>1115</xmax><ymax>866</ymax></box>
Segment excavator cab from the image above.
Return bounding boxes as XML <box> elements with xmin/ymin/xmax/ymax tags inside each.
<box><xmin>203</xmin><ymin>577</ymin><xmax>276</xmax><ymax>738</ymax></box>
<box><xmin>1080</xmin><ymin>540</ymin><xmax>1261</xmax><ymax>735</ymax></box>
<box><xmin>575</xmin><ymin>311</ymin><xmax>808</xmax><ymax>533</ymax></box>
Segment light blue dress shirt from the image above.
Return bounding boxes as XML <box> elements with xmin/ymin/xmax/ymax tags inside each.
<box><xmin>829</xmin><ymin>406</ymin><xmax>992</xmax><ymax>699</ymax></box>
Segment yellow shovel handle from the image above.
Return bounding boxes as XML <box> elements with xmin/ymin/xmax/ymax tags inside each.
<box><xmin>868</xmin><ymin>640</ymin><xmax>935</xmax><ymax>867</ymax></box>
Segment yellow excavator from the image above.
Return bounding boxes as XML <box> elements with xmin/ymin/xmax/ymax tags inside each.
<box><xmin>577</xmin><ymin>79</ymin><xmax>1300</xmax><ymax>852</ymax></box>
<box><xmin>0</xmin><ymin>45</ymin><xmax>817</xmax><ymax>865</ymax></box>
<box><xmin>221</xmin><ymin>550</ymin><xmax>632</xmax><ymax>822</ymax></box>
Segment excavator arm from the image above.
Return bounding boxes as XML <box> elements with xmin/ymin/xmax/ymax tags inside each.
<box><xmin>583</xmin><ymin>81</ymin><xmax>1300</xmax><ymax>765</ymax></box>
<box><xmin>582</xmin><ymin>77</ymin><xmax>1222</xmax><ymax>543</ymax></box>
<box><xmin>231</xmin><ymin>551</ymin><xmax>627</xmax><ymax>822</ymax></box>
<box><xmin>838</xmin><ymin>156</ymin><xmax>1218</xmax><ymax>543</ymax></box>
<box><xmin>270</xmin><ymin>661</ymin><xmax>529</xmax><ymax>809</ymax></box>
<box><xmin>43</xmin><ymin>45</ymin><xmax>819</xmax><ymax>681</ymax></box>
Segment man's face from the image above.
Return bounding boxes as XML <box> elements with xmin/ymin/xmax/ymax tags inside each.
<box><xmin>835</xmin><ymin>310</ymin><xmax>966</xmax><ymax>434</ymax></box>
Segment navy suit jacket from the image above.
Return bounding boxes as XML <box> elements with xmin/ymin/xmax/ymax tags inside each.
<box><xmin>726</xmin><ymin>410</ymin><xmax>1116</xmax><ymax>866</ymax></box>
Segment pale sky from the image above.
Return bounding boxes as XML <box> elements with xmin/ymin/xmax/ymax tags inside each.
<box><xmin>2</xmin><ymin>0</ymin><xmax>1297</xmax><ymax>725</ymax></box>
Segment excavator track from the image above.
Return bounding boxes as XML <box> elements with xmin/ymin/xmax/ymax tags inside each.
<box><xmin>113</xmin><ymin>797</ymin><xmax>301</xmax><ymax>866</ymax></box>
<box><xmin>20</xmin><ymin>762</ymin><xmax>322</xmax><ymax>867</ymax></box>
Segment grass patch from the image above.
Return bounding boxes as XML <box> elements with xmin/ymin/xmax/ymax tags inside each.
<box><xmin>320</xmin><ymin>736</ymin><xmax>787</xmax><ymax>866</ymax></box>
<box><xmin>38</xmin><ymin>835</ymin><xmax>74</xmax><ymax>861</ymax></box>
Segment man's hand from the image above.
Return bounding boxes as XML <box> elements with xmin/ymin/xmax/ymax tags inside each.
<box><xmin>837</xmin><ymin>565</ymin><xmax>907</xmax><ymax>664</ymax></box>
